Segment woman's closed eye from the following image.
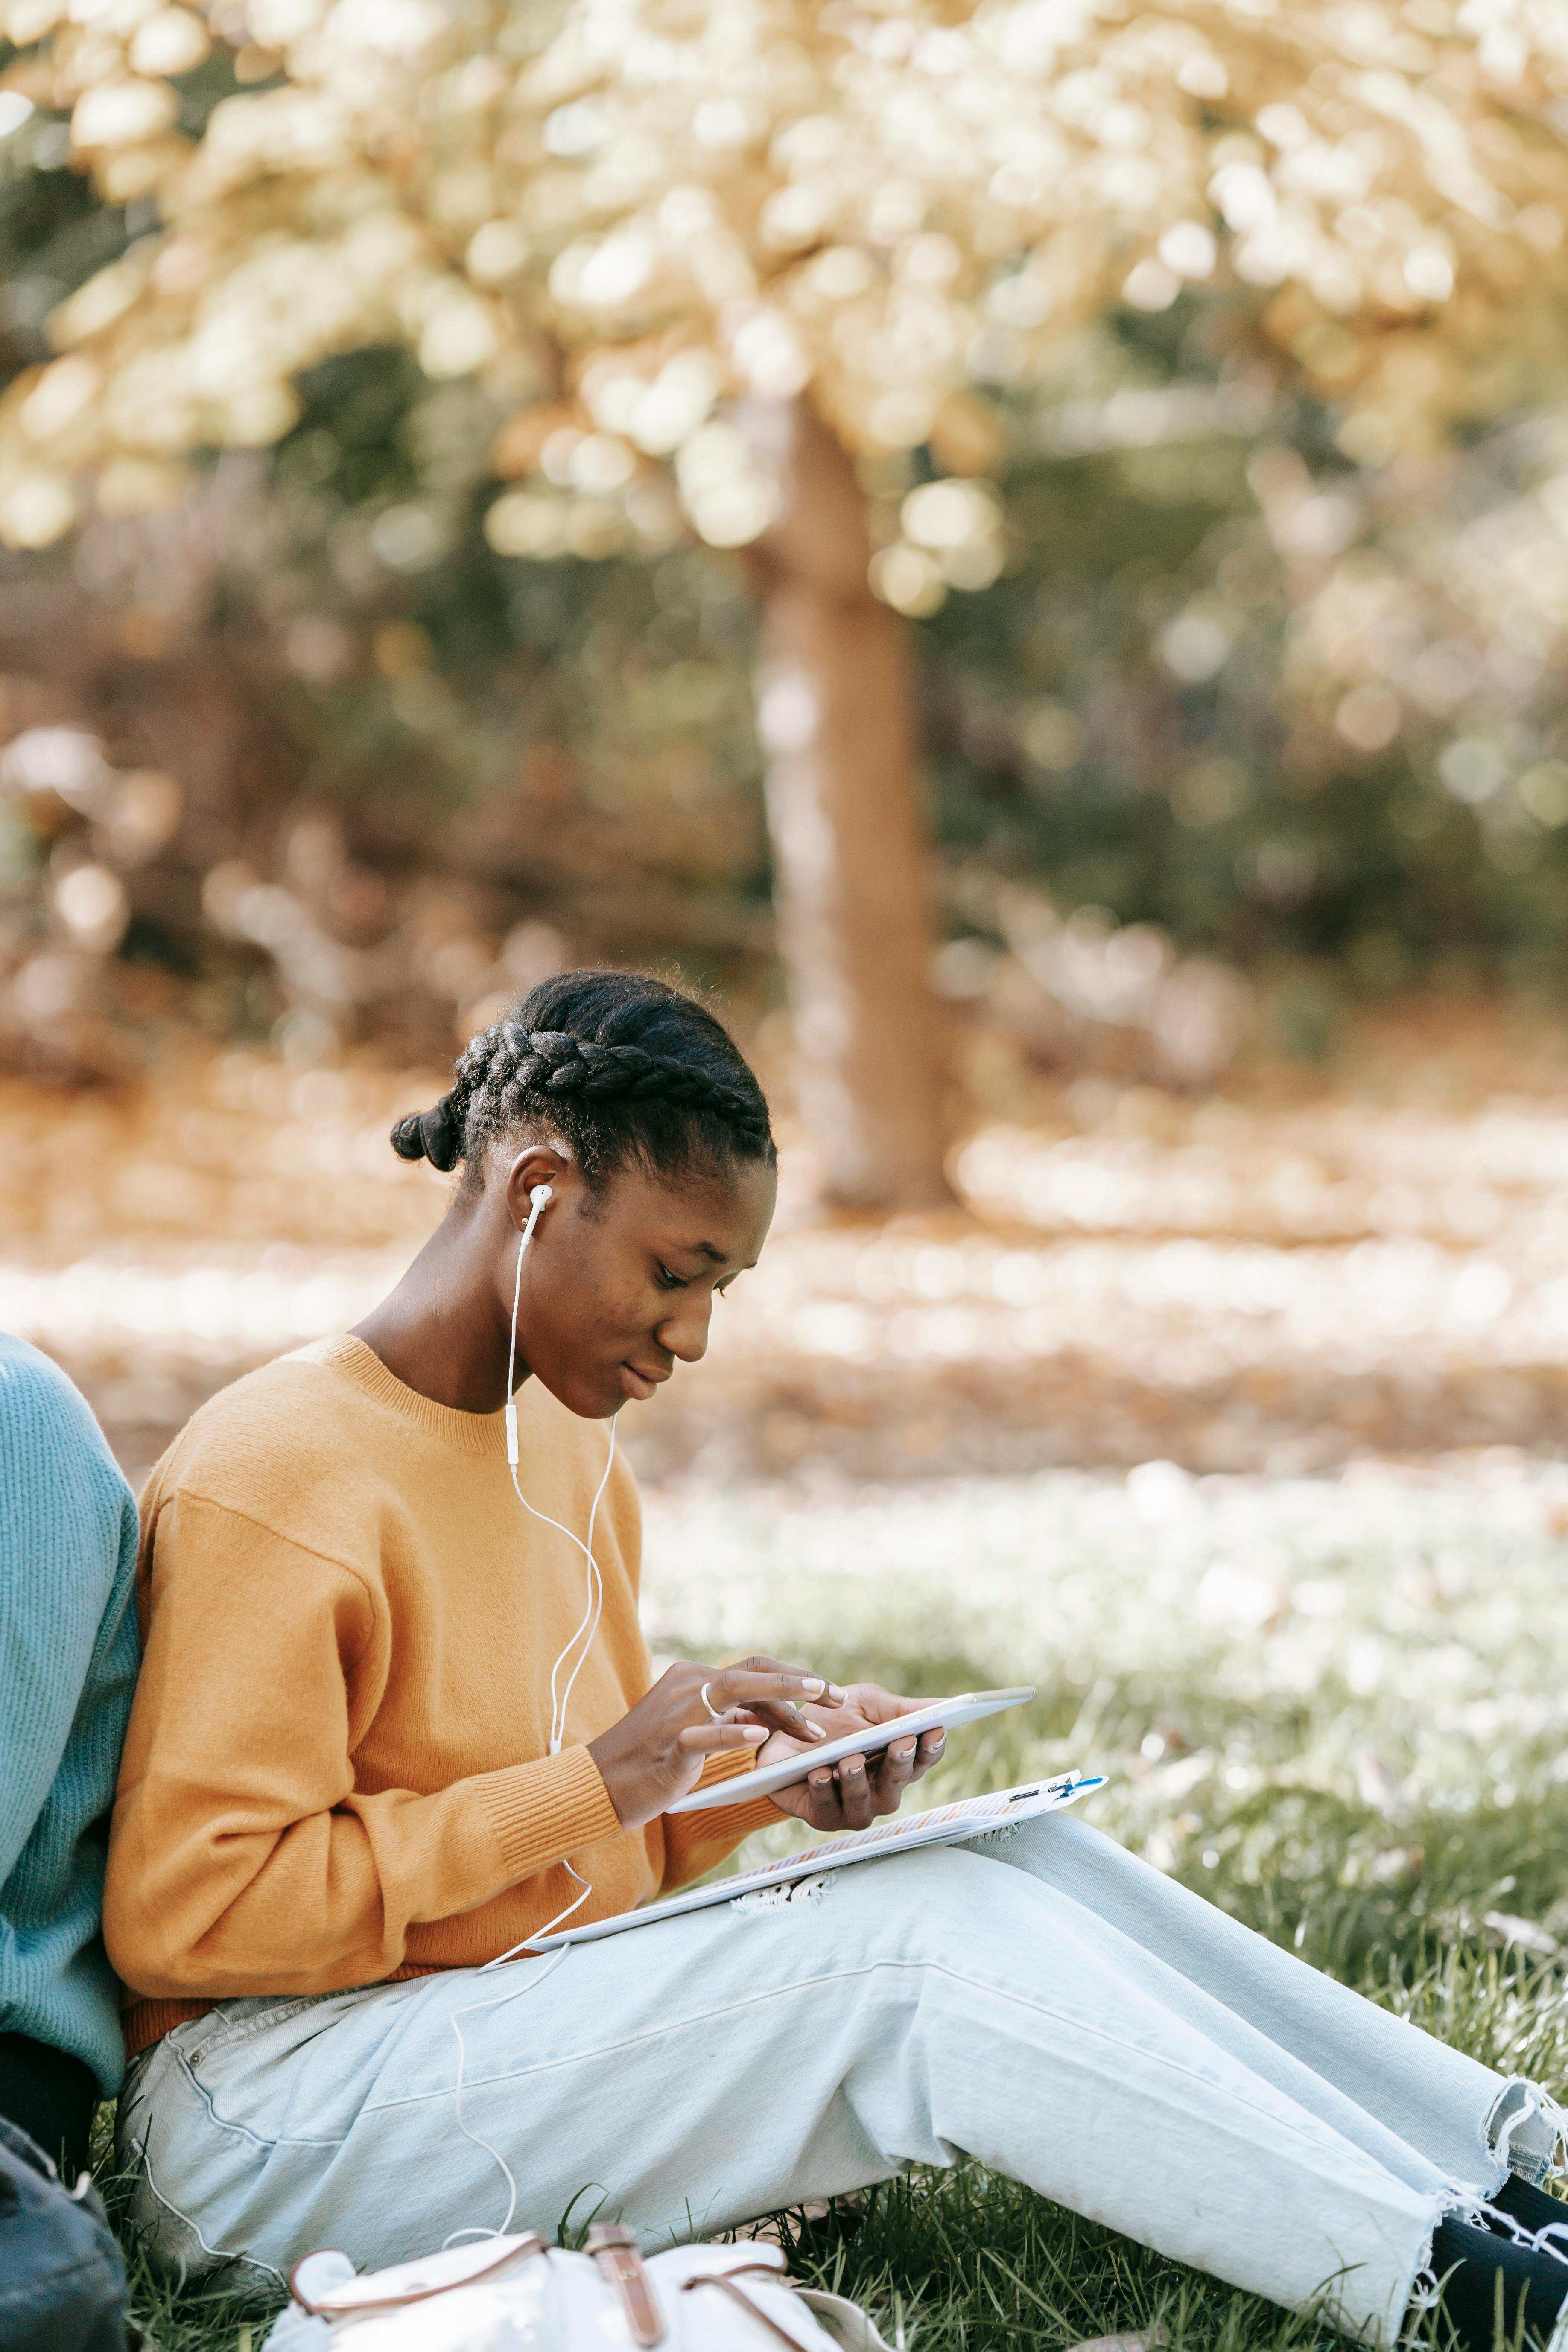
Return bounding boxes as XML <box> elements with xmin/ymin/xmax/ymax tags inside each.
<box><xmin>654</xmin><ymin>1263</ymin><xmax>688</xmax><ymax>1291</ymax></box>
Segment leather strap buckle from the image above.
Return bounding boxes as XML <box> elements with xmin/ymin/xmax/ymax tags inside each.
<box><xmin>588</xmin><ymin>2222</ymin><xmax>668</xmax><ymax>2347</ymax></box>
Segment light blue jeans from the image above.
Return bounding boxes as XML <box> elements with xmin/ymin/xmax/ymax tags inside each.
<box><xmin>117</xmin><ymin>1816</ymin><xmax>1553</xmax><ymax>2341</ymax></box>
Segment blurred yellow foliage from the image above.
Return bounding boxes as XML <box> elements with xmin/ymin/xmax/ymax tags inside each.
<box><xmin>2</xmin><ymin>0</ymin><xmax>1568</xmax><ymax>591</ymax></box>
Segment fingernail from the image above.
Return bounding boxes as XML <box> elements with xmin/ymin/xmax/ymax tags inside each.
<box><xmin>826</xmin><ymin>1684</ymin><xmax>846</xmax><ymax>1704</ymax></box>
<box><xmin>810</xmin><ymin>1771</ymin><xmax>832</xmax><ymax>1787</ymax></box>
<box><xmin>742</xmin><ymin>1727</ymin><xmax>766</xmax><ymax>1742</ymax></box>
<box><xmin>894</xmin><ymin>1742</ymin><xmax>915</xmax><ymax>1759</ymax></box>
<box><xmin>843</xmin><ymin>1758</ymin><xmax>864</xmax><ymax>1776</ymax></box>
<box><xmin>806</xmin><ymin>1722</ymin><xmax>826</xmax><ymax>1740</ymax></box>
<box><xmin>801</xmin><ymin>1678</ymin><xmax>826</xmax><ymax>1695</ymax></box>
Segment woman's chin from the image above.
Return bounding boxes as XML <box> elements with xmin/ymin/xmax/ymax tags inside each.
<box><xmin>534</xmin><ymin>1364</ymin><xmax>634</xmax><ymax>1421</ymax></box>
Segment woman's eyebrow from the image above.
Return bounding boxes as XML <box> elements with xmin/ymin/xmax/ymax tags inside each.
<box><xmin>685</xmin><ymin>1241</ymin><xmax>761</xmax><ymax>1271</ymax></box>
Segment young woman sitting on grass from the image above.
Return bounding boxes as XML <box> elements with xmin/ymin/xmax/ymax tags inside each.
<box><xmin>108</xmin><ymin>969</ymin><xmax>1568</xmax><ymax>2348</ymax></box>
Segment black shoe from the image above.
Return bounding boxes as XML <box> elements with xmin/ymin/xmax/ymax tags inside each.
<box><xmin>1492</xmin><ymin>2177</ymin><xmax>1568</xmax><ymax>2248</ymax></box>
<box><xmin>1432</xmin><ymin>2210</ymin><xmax>1568</xmax><ymax>2351</ymax></box>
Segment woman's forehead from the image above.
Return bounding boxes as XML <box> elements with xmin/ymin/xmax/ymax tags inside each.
<box><xmin>616</xmin><ymin>1155</ymin><xmax>776</xmax><ymax>1258</ymax></box>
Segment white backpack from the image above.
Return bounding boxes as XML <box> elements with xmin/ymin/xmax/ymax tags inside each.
<box><xmin>263</xmin><ymin>2224</ymin><xmax>896</xmax><ymax>2352</ymax></box>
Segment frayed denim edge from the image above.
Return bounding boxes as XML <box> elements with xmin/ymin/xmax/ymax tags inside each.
<box><xmin>1486</xmin><ymin>2078</ymin><xmax>1568</xmax><ymax>2191</ymax></box>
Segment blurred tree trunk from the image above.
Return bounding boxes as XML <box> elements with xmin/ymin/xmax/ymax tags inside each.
<box><xmin>741</xmin><ymin>398</ymin><xmax>951</xmax><ymax>1210</ymax></box>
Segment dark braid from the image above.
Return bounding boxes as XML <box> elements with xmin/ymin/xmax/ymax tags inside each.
<box><xmin>390</xmin><ymin>969</ymin><xmax>774</xmax><ymax>1188</ymax></box>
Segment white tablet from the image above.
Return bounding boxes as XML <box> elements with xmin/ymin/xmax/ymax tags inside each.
<box><xmin>664</xmin><ymin>1686</ymin><xmax>1036</xmax><ymax>1813</ymax></box>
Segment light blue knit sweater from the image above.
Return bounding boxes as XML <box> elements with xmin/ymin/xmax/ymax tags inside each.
<box><xmin>0</xmin><ymin>1333</ymin><xmax>139</xmax><ymax>2095</ymax></box>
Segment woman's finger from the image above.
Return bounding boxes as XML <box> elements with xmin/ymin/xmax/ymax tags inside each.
<box><xmin>675</xmin><ymin>1723</ymin><xmax>768</xmax><ymax>1756</ymax></box>
<box><xmin>742</xmin><ymin>1704</ymin><xmax>829</xmax><ymax>1741</ymax></box>
<box><xmin>834</xmin><ymin>1753</ymin><xmax>875</xmax><ymax>1830</ymax></box>
<box><xmin>870</xmin><ymin>1736</ymin><xmax>918</xmax><ymax>1809</ymax></box>
<box><xmin>730</xmin><ymin>1656</ymin><xmax>848</xmax><ymax>1707</ymax></box>
<box><xmin>708</xmin><ymin>1668</ymin><xmax>832</xmax><ymax>1705</ymax></box>
<box><xmin>802</xmin><ymin>1766</ymin><xmax>844</xmax><ymax>1831</ymax></box>
<box><xmin>704</xmin><ymin>1669</ymin><xmax>834</xmax><ymax>1740</ymax></box>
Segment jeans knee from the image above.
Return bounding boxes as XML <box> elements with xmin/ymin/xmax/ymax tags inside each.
<box><xmin>885</xmin><ymin>1846</ymin><xmax>1049</xmax><ymax>1970</ymax></box>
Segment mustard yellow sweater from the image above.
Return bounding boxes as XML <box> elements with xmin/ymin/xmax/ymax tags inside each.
<box><xmin>106</xmin><ymin>1336</ymin><xmax>776</xmax><ymax>2056</ymax></box>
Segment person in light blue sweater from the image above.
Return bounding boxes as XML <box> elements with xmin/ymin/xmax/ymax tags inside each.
<box><xmin>0</xmin><ymin>1331</ymin><xmax>139</xmax><ymax>2181</ymax></box>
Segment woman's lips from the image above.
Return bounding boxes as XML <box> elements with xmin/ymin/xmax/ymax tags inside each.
<box><xmin>619</xmin><ymin>1363</ymin><xmax>666</xmax><ymax>1401</ymax></box>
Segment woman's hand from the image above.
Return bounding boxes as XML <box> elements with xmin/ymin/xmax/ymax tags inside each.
<box><xmin>753</xmin><ymin>1683</ymin><xmax>946</xmax><ymax>1833</ymax></box>
<box><xmin>587</xmin><ymin>1657</ymin><xmax>845</xmax><ymax>1831</ymax></box>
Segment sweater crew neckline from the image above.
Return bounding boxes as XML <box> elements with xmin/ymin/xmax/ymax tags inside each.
<box><xmin>305</xmin><ymin>1335</ymin><xmax>512</xmax><ymax>1457</ymax></box>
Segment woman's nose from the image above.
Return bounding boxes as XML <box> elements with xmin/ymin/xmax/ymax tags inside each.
<box><xmin>656</xmin><ymin>1293</ymin><xmax>712</xmax><ymax>1364</ymax></box>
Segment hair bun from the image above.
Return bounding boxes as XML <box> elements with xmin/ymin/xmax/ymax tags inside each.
<box><xmin>389</xmin><ymin>1110</ymin><xmax>427</xmax><ymax>1162</ymax></box>
<box><xmin>388</xmin><ymin>1096</ymin><xmax>460</xmax><ymax>1171</ymax></box>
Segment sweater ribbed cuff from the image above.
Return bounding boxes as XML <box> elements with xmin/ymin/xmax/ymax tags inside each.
<box><xmin>474</xmin><ymin>1745</ymin><xmax>624</xmax><ymax>1883</ymax></box>
<box><xmin>123</xmin><ymin>1996</ymin><xmax>213</xmax><ymax>2059</ymax></box>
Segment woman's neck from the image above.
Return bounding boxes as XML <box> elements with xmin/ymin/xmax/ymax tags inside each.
<box><xmin>351</xmin><ymin>1207</ymin><xmax>525</xmax><ymax>1415</ymax></box>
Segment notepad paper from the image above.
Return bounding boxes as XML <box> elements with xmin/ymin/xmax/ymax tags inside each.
<box><xmin>526</xmin><ymin>1774</ymin><xmax>1105</xmax><ymax>1950</ymax></box>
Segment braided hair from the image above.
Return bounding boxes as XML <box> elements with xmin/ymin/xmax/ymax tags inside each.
<box><xmin>390</xmin><ymin>969</ymin><xmax>775</xmax><ymax>1191</ymax></box>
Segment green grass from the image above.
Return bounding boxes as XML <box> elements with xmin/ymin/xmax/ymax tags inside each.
<box><xmin>117</xmin><ymin>1464</ymin><xmax>1568</xmax><ymax>2351</ymax></box>
<box><xmin>778</xmin><ymin>2170</ymin><xmax>1355</xmax><ymax>2352</ymax></box>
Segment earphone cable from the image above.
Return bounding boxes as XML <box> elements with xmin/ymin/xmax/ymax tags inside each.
<box><xmin>478</xmin><ymin>1857</ymin><xmax>593</xmax><ymax>1976</ymax></box>
<box><xmin>502</xmin><ymin>1199</ymin><xmax>619</xmax><ymax>1755</ymax></box>
<box><xmin>546</xmin><ymin>1420</ymin><xmax>616</xmax><ymax>1753</ymax></box>
<box><xmin>445</xmin><ymin>1859</ymin><xmax>595</xmax><ymax>2242</ymax></box>
<box><xmin>442</xmin><ymin>1934</ymin><xmax>574</xmax><ymax>2247</ymax></box>
<box><xmin>442</xmin><ymin>1188</ymin><xmax>610</xmax><ymax>2244</ymax></box>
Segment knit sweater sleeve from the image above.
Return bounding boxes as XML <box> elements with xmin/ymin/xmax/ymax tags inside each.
<box><xmin>0</xmin><ymin>1362</ymin><xmax>126</xmax><ymax>1888</ymax></box>
<box><xmin>0</xmin><ymin>1338</ymin><xmax>140</xmax><ymax>2092</ymax></box>
<box><xmin>105</xmin><ymin>1488</ymin><xmax>622</xmax><ymax>2000</ymax></box>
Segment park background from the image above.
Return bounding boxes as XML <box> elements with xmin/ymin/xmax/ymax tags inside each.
<box><xmin>7</xmin><ymin>0</ymin><xmax>1568</xmax><ymax>2344</ymax></box>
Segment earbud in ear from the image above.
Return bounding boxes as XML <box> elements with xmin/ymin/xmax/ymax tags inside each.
<box><xmin>530</xmin><ymin>1183</ymin><xmax>554</xmax><ymax>1208</ymax></box>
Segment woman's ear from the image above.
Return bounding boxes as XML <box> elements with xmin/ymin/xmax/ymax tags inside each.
<box><xmin>503</xmin><ymin>1144</ymin><xmax>572</xmax><ymax>1233</ymax></box>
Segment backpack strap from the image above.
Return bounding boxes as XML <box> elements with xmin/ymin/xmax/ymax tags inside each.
<box><xmin>290</xmin><ymin>2232</ymin><xmax>546</xmax><ymax>2316</ymax></box>
<box><xmin>682</xmin><ymin>2271</ymin><xmax>815</xmax><ymax>2352</ymax></box>
<box><xmin>589</xmin><ymin>2223</ymin><xmax>668</xmax><ymax>2346</ymax></box>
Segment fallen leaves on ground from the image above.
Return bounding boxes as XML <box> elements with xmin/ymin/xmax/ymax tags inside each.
<box><xmin>5</xmin><ymin>998</ymin><xmax>1568</xmax><ymax>1487</ymax></box>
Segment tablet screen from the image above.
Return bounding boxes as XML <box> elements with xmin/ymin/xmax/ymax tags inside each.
<box><xmin>665</xmin><ymin>1686</ymin><xmax>1036</xmax><ymax>1813</ymax></box>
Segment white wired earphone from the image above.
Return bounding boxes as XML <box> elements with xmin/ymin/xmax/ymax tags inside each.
<box><xmin>443</xmin><ymin>1177</ymin><xmax>622</xmax><ymax>2244</ymax></box>
<box><xmin>503</xmin><ymin>1182</ymin><xmax>620</xmax><ymax>1764</ymax></box>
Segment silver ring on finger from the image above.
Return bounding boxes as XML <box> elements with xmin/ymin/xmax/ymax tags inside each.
<box><xmin>700</xmin><ymin>1681</ymin><xmax>723</xmax><ymax>1721</ymax></box>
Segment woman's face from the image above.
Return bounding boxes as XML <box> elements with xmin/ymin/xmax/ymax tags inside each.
<box><xmin>502</xmin><ymin>1149</ymin><xmax>777</xmax><ymax>1420</ymax></box>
